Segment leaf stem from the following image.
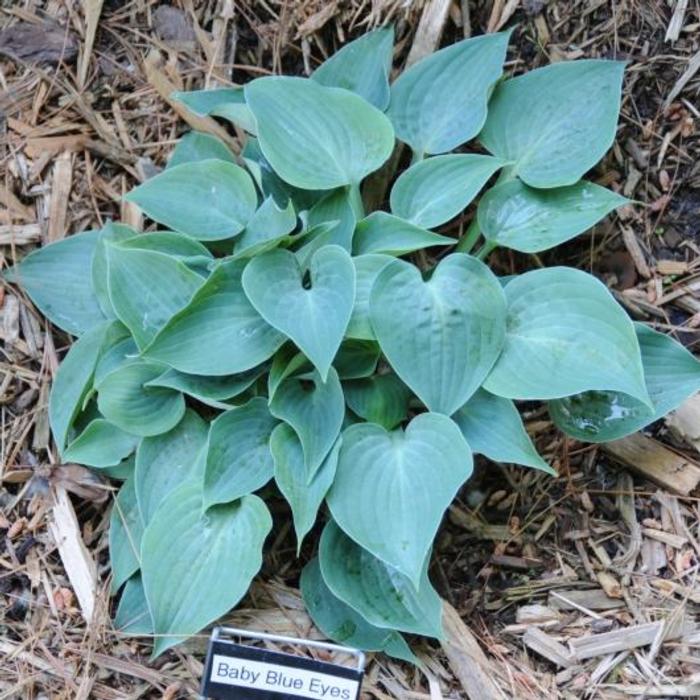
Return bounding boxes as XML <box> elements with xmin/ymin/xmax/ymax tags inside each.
<box><xmin>348</xmin><ymin>183</ymin><xmax>365</xmax><ymax>220</ymax></box>
<box><xmin>455</xmin><ymin>217</ymin><xmax>481</xmax><ymax>254</ymax></box>
<box><xmin>410</xmin><ymin>149</ymin><xmax>425</xmax><ymax>165</ymax></box>
<box><xmin>475</xmin><ymin>240</ymin><xmax>498</xmax><ymax>261</ymax></box>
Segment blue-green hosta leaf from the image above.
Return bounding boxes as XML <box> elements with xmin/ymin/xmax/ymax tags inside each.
<box><xmin>109</xmin><ymin>476</ymin><xmax>143</xmax><ymax>592</ymax></box>
<box><xmin>141</xmin><ymin>483</ymin><xmax>272</xmax><ymax>657</ymax></box>
<box><xmin>172</xmin><ymin>87</ymin><xmax>257</xmax><ymax>134</ymax></box>
<box><xmin>390</xmin><ymin>154</ymin><xmax>503</xmax><ymax>229</ymax></box>
<box><xmin>124</xmin><ymin>159</ymin><xmax>257</xmax><ymax>240</ymax></box>
<box><xmin>344</xmin><ymin>374</ymin><xmax>411</xmax><ymax>430</ymax></box>
<box><xmin>483</xmin><ymin>267</ymin><xmax>650</xmax><ymax>403</ymax></box>
<box><xmin>269</xmin><ymin>368</ymin><xmax>344</xmax><ymax>481</ymax></box>
<box><xmin>63</xmin><ymin>419</ymin><xmax>140</xmax><ymax>468</ymax></box>
<box><xmin>479</xmin><ymin>60</ymin><xmax>625</xmax><ymax>188</ymax></box>
<box><xmin>306</xmin><ymin>188</ymin><xmax>357</xmax><ymax>252</ymax></box>
<box><xmin>145</xmin><ymin>366</ymin><xmax>264</xmax><ymax>409</ymax></box>
<box><xmin>167</xmin><ymin>131</ymin><xmax>235</xmax><ymax>168</ymax></box>
<box><xmin>333</xmin><ymin>340</ymin><xmax>381</xmax><ymax>379</ymax></box>
<box><xmin>271</xmin><ymin>424</ymin><xmax>340</xmax><ymax>551</ymax></box>
<box><xmin>4</xmin><ymin>230</ymin><xmax>105</xmax><ymax>335</ymax></box>
<box><xmin>370</xmin><ymin>254</ymin><xmax>506</xmax><ymax>415</ymax></box>
<box><xmin>245</xmin><ymin>76</ymin><xmax>395</xmax><ymax>190</ymax></box>
<box><xmin>353</xmin><ymin>212</ymin><xmax>453</xmax><ymax>256</ymax></box>
<box><xmin>327</xmin><ymin>413</ymin><xmax>473</xmax><ymax>584</ymax></box>
<box><xmin>116</xmin><ymin>230</ymin><xmax>213</xmax><ymax>263</ymax></box>
<box><xmin>478</xmin><ymin>178</ymin><xmax>629</xmax><ymax>253</ymax></box>
<box><xmin>92</xmin><ymin>222</ymin><xmax>134</xmax><ymax>318</ymax></box>
<box><xmin>106</xmin><ymin>244</ymin><xmax>203</xmax><ymax>350</ymax></box>
<box><xmin>346</xmin><ymin>254</ymin><xmax>393</xmax><ymax>340</ymax></box>
<box><xmin>267</xmin><ymin>345</ymin><xmax>312</xmax><ymax>400</ymax></box>
<box><xmin>203</xmin><ymin>398</ymin><xmax>278</xmax><ymax>509</ymax></box>
<box><xmin>94</xmin><ymin>336</ymin><xmax>138</xmax><ymax>387</ymax></box>
<box><xmin>319</xmin><ymin>520</ymin><xmax>443</xmax><ymax>638</ymax></box>
<box><xmin>311</xmin><ymin>28</ymin><xmax>394</xmax><ymax>109</ymax></box>
<box><xmin>97</xmin><ymin>359</ymin><xmax>185</xmax><ymax>437</ymax></box>
<box><xmin>241</xmin><ymin>137</ymin><xmax>321</xmax><ymax>211</ymax></box>
<box><xmin>242</xmin><ymin>245</ymin><xmax>355</xmax><ymax>380</ymax></box>
<box><xmin>102</xmin><ymin>454</ymin><xmax>135</xmax><ymax>481</ymax></box>
<box><xmin>114</xmin><ymin>574</ymin><xmax>153</xmax><ymax>635</ymax></box>
<box><xmin>301</xmin><ymin>559</ymin><xmax>416</xmax><ymax>663</ymax></box>
<box><xmin>135</xmin><ymin>409</ymin><xmax>208</xmax><ymax>524</ymax></box>
<box><xmin>234</xmin><ymin>196</ymin><xmax>297</xmax><ymax>259</ymax></box>
<box><xmin>550</xmin><ymin>324</ymin><xmax>700</xmax><ymax>442</ymax></box>
<box><xmin>452</xmin><ymin>389</ymin><xmax>552</xmax><ymax>473</ymax></box>
<box><xmin>49</xmin><ymin>320</ymin><xmax>116</xmax><ymax>452</ymax></box>
<box><xmin>145</xmin><ymin>259</ymin><xmax>285</xmax><ymax>375</ymax></box>
<box><xmin>387</xmin><ymin>31</ymin><xmax>509</xmax><ymax>157</ymax></box>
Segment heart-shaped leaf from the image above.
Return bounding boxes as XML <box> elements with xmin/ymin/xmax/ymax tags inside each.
<box><xmin>483</xmin><ymin>267</ymin><xmax>650</xmax><ymax>403</ymax></box>
<box><xmin>301</xmin><ymin>559</ymin><xmax>416</xmax><ymax>663</ymax></box>
<box><xmin>269</xmin><ymin>368</ymin><xmax>345</xmax><ymax>480</ymax></box>
<box><xmin>172</xmin><ymin>87</ymin><xmax>257</xmax><ymax>134</ymax></box>
<box><xmin>344</xmin><ymin>373</ymin><xmax>412</xmax><ymax>430</ymax></box>
<box><xmin>453</xmin><ymin>389</ymin><xmax>552</xmax><ymax>472</ymax></box>
<box><xmin>242</xmin><ymin>245</ymin><xmax>355</xmax><ymax>380</ymax></box>
<box><xmin>64</xmin><ymin>419</ymin><xmax>140</xmax><ymax>468</ymax></box>
<box><xmin>390</xmin><ymin>154</ymin><xmax>503</xmax><ymax>229</ymax></box>
<box><xmin>479</xmin><ymin>60</ymin><xmax>625</xmax><ymax>188</ymax></box>
<box><xmin>387</xmin><ymin>31</ymin><xmax>509</xmax><ymax>156</ymax></box>
<box><xmin>167</xmin><ymin>131</ymin><xmax>235</xmax><ymax>168</ymax></box>
<box><xmin>234</xmin><ymin>196</ymin><xmax>297</xmax><ymax>259</ymax></box>
<box><xmin>146</xmin><ymin>366</ymin><xmax>264</xmax><ymax>409</ymax></box>
<box><xmin>98</xmin><ymin>359</ymin><xmax>185</xmax><ymax>437</ymax></box>
<box><xmin>370</xmin><ymin>254</ymin><xmax>506</xmax><ymax>415</ymax></box>
<box><xmin>109</xmin><ymin>476</ymin><xmax>144</xmax><ymax>592</ymax></box>
<box><xmin>327</xmin><ymin>413</ymin><xmax>473</xmax><ymax>583</ymax></box>
<box><xmin>203</xmin><ymin>397</ymin><xmax>278</xmax><ymax>509</ymax></box>
<box><xmin>141</xmin><ymin>483</ymin><xmax>271</xmax><ymax>657</ymax></box>
<box><xmin>125</xmin><ymin>159</ymin><xmax>257</xmax><ymax>240</ymax></box>
<box><xmin>478</xmin><ymin>178</ymin><xmax>628</xmax><ymax>253</ymax></box>
<box><xmin>320</xmin><ymin>520</ymin><xmax>443</xmax><ymax>638</ymax></box>
<box><xmin>353</xmin><ymin>212</ymin><xmax>453</xmax><ymax>256</ymax></box>
<box><xmin>311</xmin><ymin>28</ymin><xmax>394</xmax><ymax>109</ymax></box>
<box><xmin>346</xmin><ymin>254</ymin><xmax>393</xmax><ymax>340</ymax></box>
<box><xmin>550</xmin><ymin>324</ymin><xmax>700</xmax><ymax>442</ymax></box>
<box><xmin>271</xmin><ymin>424</ymin><xmax>340</xmax><ymax>551</ymax></box>
<box><xmin>145</xmin><ymin>259</ymin><xmax>285</xmax><ymax>375</ymax></box>
<box><xmin>135</xmin><ymin>409</ymin><xmax>208</xmax><ymax>524</ymax></box>
<box><xmin>4</xmin><ymin>230</ymin><xmax>105</xmax><ymax>336</ymax></box>
<box><xmin>245</xmin><ymin>76</ymin><xmax>395</xmax><ymax>190</ymax></box>
<box><xmin>106</xmin><ymin>244</ymin><xmax>203</xmax><ymax>350</ymax></box>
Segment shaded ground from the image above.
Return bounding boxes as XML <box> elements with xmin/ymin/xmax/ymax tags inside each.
<box><xmin>1</xmin><ymin>1</ymin><xmax>700</xmax><ymax>698</ymax></box>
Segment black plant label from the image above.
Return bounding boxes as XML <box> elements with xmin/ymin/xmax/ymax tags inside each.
<box><xmin>201</xmin><ymin>639</ymin><xmax>363</xmax><ymax>700</ymax></box>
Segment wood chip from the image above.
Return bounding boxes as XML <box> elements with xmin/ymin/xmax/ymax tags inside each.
<box><xmin>440</xmin><ymin>603</ymin><xmax>505</xmax><ymax>700</ymax></box>
<box><xmin>523</xmin><ymin>627</ymin><xmax>574</xmax><ymax>668</ymax></box>
<box><xmin>405</xmin><ymin>0</ymin><xmax>452</xmax><ymax>68</ymax></box>
<box><xmin>570</xmin><ymin>622</ymin><xmax>663</xmax><ymax>660</ymax></box>
<box><xmin>602</xmin><ymin>433</ymin><xmax>700</xmax><ymax>496</ymax></box>
<box><xmin>548</xmin><ymin>588</ymin><xmax>624</xmax><ymax>611</ymax></box>
<box><xmin>642</xmin><ymin>527</ymin><xmax>688</xmax><ymax>549</ymax></box>
<box><xmin>48</xmin><ymin>485</ymin><xmax>98</xmax><ymax>622</ymax></box>
<box><xmin>46</xmin><ymin>150</ymin><xmax>72</xmax><ymax>242</ymax></box>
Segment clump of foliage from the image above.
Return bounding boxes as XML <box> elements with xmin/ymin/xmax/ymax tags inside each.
<box><xmin>6</xmin><ymin>28</ymin><xmax>700</xmax><ymax>661</ymax></box>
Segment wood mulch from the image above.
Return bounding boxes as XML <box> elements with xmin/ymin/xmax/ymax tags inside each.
<box><xmin>1</xmin><ymin>1</ymin><xmax>700</xmax><ymax>698</ymax></box>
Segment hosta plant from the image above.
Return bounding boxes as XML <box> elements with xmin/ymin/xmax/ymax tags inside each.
<box><xmin>6</xmin><ymin>27</ymin><xmax>700</xmax><ymax>661</ymax></box>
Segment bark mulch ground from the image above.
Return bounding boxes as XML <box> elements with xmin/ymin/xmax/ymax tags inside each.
<box><xmin>1</xmin><ymin>1</ymin><xmax>700</xmax><ymax>698</ymax></box>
